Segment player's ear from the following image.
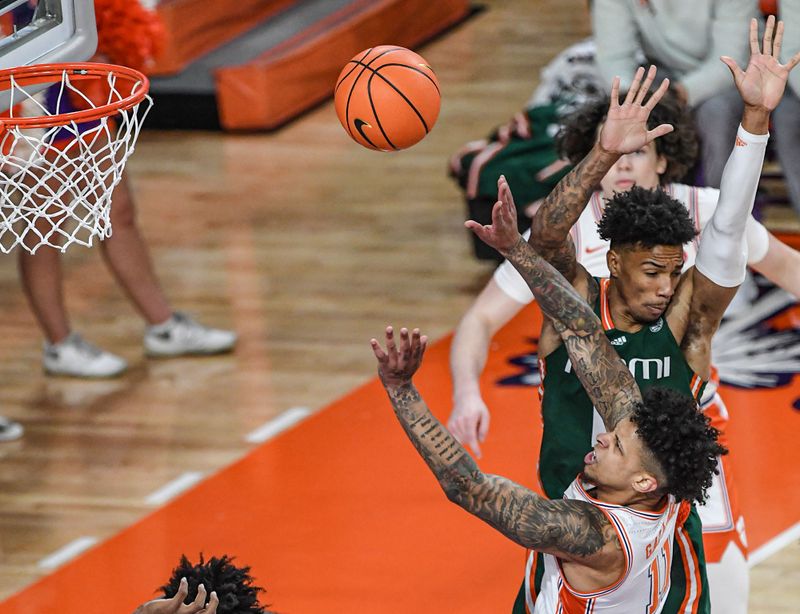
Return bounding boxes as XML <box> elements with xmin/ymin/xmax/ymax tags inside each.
<box><xmin>655</xmin><ymin>154</ymin><xmax>667</xmax><ymax>177</ymax></box>
<box><xmin>607</xmin><ymin>249</ymin><xmax>621</xmax><ymax>278</ymax></box>
<box><xmin>632</xmin><ymin>471</ymin><xmax>659</xmax><ymax>495</ymax></box>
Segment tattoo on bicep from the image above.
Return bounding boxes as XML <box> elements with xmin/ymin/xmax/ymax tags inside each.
<box><xmin>505</xmin><ymin>238</ymin><xmax>599</xmax><ymax>336</ymax></box>
<box><xmin>385</xmin><ymin>383</ymin><xmax>617</xmax><ymax>559</ymax></box>
<box><xmin>450</xmin><ymin>474</ymin><xmax>616</xmax><ymax>557</ymax></box>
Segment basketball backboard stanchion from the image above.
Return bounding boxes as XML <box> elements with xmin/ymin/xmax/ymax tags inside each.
<box><xmin>0</xmin><ymin>0</ymin><xmax>98</xmax><ymax>110</ymax></box>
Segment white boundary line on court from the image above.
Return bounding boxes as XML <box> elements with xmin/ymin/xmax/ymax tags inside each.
<box><xmin>748</xmin><ymin>520</ymin><xmax>800</xmax><ymax>567</ymax></box>
<box><xmin>38</xmin><ymin>536</ymin><xmax>98</xmax><ymax>570</ymax></box>
<box><xmin>145</xmin><ymin>471</ymin><xmax>205</xmax><ymax>506</ymax></box>
<box><xmin>245</xmin><ymin>407</ymin><xmax>312</xmax><ymax>443</ymax></box>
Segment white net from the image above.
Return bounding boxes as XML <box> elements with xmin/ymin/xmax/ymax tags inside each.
<box><xmin>0</xmin><ymin>66</ymin><xmax>152</xmax><ymax>253</ymax></box>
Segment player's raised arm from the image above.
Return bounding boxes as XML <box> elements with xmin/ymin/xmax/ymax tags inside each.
<box><xmin>467</xmin><ymin>178</ymin><xmax>641</xmax><ymax>430</ymax></box>
<box><xmin>685</xmin><ymin>16</ymin><xmax>800</xmax><ymax>378</ymax></box>
<box><xmin>529</xmin><ymin>65</ymin><xmax>672</xmax><ymax>284</ymax></box>
<box><xmin>371</xmin><ymin>327</ymin><xmax>620</xmax><ymax>563</ymax></box>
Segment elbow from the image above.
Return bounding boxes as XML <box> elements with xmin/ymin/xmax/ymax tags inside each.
<box><xmin>440</xmin><ymin>473</ymin><xmax>484</xmax><ymax>509</ymax></box>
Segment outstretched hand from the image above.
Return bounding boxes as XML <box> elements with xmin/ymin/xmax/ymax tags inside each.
<box><xmin>722</xmin><ymin>16</ymin><xmax>800</xmax><ymax>111</ymax></box>
<box><xmin>598</xmin><ymin>65</ymin><xmax>673</xmax><ymax>155</ymax></box>
<box><xmin>465</xmin><ymin>175</ymin><xmax>521</xmax><ymax>254</ymax></box>
<box><xmin>371</xmin><ymin>326</ymin><xmax>428</xmax><ymax>389</ymax></box>
<box><xmin>133</xmin><ymin>578</ymin><xmax>218</xmax><ymax>614</ymax></box>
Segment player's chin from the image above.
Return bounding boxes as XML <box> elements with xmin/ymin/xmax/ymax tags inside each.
<box><xmin>636</xmin><ymin>304</ymin><xmax>666</xmax><ymax>322</ymax></box>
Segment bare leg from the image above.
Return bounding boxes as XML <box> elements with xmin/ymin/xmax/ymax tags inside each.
<box><xmin>18</xmin><ymin>246</ymin><xmax>70</xmax><ymax>344</ymax></box>
<box><xmin>100</xmin><ymin>176</ymin><xmax>172</xmax><ymax>326</ymax></box>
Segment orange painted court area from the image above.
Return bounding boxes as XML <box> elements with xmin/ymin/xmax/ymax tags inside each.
<box><xmin>2</xmin><ymin>303</ymin><xmax>799</xmax><ymax>613</ymax></box>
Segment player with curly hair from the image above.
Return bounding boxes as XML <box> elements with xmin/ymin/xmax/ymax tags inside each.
<box><xmin>132</xmin><ymin>554</ymin><xmax>274</xmax><ymax>614</ymax></box>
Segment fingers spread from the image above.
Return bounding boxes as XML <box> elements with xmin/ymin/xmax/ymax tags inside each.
<box><xmin>647</xmin><ymin>124</ymin><xmax>675</xmax><ymax>141</ymax></box>
<box><xmin>787</xmin><ymin>50</ymin><xmax>800</xmax><ymax>72</ymax></box>
<box><xmin>644</xmin><ymin>77</ymin><xmax>670</xmax><ymax>111</ymax></box>
<box><xmin>763</xmin><ymin>15</ymin><xmax>775</xmax><ymax>56</ymax></box>
<box><xmin>750</xmin><ymin>17</ymin><xmax>760</xmax><ymax>55</ymax></box>
<box><xmin>774</xmin><ymin>20</ymin><xmax>784</xmax><ymax>60</ymax></box>
<box><xmin>634</xmin><ymin>65</ymin><xmax>657</xmax><ymax>105</ymax></box>
<box><xmin>610</xmin><ymin>76</ymin><xmax>621</xmax><ymax>107</ymax></box>
<box><xmin>624</xmin><ymin>66</ymin><xmax>645</xmax><ymax>105</ymax></box>
<box><xmin>720</xmin><ymin>56</ymin><xmax>743</xmax><ymax>81</ymax></box>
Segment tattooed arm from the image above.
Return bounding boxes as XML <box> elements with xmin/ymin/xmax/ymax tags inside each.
<box><xmin>468</xmin><ymin>178</ymin><xmax>642</xmax><ymax>430</ymax></box>
<box><xmin>371</xmin><ymin>327</ymin><xmax>621</xmax><ymax>565</ymax></box>
<box><xmin>529</xmin><ymin>65</ymin><xmax>673</xmax><ymax>282</ymax></box>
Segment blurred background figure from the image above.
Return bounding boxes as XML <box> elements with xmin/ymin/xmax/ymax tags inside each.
<box><xmin>11</xmin><ymin>0</ymin><xmax>236</xmax><ymax>379</ymax></box>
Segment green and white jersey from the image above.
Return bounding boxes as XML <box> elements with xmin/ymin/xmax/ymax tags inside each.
<box><xmin>538</xmin><ymin>278</ymin><xmax>707</xmax><ymax>500</ymax></box>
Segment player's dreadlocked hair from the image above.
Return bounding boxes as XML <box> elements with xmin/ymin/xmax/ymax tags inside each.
<box><xmin>159</xmin><ymin>554</ymin><xmax>273</xmax><ymax>614</ymax></box>
<box><xmin>632</xmin><ymin>387</ymin><xmax>727</xmax><ymax>503</ymax></box>
<box><xmin>597</xmin><ymin>186</ymin><xmax>698</xmax><ymax>248</ymax></box>
<box><xmin>555</xmin><ymin>90</ymin><xmax>698</xmax><ymax>183</ymax></box>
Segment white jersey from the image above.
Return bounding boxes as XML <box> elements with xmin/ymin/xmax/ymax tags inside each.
<box><xmin>532</xmin><ymin>478</ymin><xmax>682</xmax><ymax>614</ymax></box>
<box><xmin>494</xmin><ymin>183</ymin><xmax>770</xmax><ymax>304</ymax></box>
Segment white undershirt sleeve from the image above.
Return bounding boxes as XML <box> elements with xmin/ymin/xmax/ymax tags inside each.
<box><xmin>493</xmin><ymin>229</ymin><xmax>535</xmax><ymax>304</ymax></box>
<box><xmin>694</xmin><ymin>124</ymin><xmax>769</xmax><ymax>287</ymax></box>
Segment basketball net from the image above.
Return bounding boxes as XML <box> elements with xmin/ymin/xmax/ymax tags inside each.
<box><xmin>0</xmin><ymin>63</ymin><xmax>151</xmax><ymax>253</ymax></box>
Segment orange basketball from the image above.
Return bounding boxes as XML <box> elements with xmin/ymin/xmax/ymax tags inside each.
<box><xmin>334</xmin><ymin>46</ymin><xmax>441</xmax><ymax>151</ymax></box>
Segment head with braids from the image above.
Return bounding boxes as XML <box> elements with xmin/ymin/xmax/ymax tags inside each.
<box><xmin>581</xmin><ymin>386</ymin><xmax>725</xmax><ymax>505</ymax></box>
<box><xmin>556</xmin><ymin>89</ymin><xmax>698</xmax><ymax>196</ymax></box>
<box><xmin>158</xmin><ymin>554</ymin><xmax>274</xmax><ymax>614</ymax></box>
<box><xmin>595</xmin><ymin>186</ymin><xmax>698</xmax><ymax>324</ymax></box>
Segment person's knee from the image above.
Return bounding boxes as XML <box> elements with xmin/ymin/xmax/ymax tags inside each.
<box><xmin>108</xmin><ymin>188</ymin><xmax>137</xmax><ymax>229</ymax></box>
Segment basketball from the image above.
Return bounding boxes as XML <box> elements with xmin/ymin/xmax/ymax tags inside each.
<box><xmin>334</xmin><ymin>45</ymin><xmax>441</xmax><ymax>151</ymax></box>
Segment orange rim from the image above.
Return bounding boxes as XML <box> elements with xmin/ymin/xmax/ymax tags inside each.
<box><xmin>0</xmin><ymin>62</ymin><xmax>149</xmax><ymax>129</ymax></box>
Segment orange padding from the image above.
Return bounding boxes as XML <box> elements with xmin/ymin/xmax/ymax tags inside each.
<box><xmin>214</xmin><ymin>0</ymin><xmax>470</xmax><ymax>131</ymax></box>
<box><xmin>773</xmin><ymin>230</ymin><xmax>800</xmax><ymax>250</ymax></box>
<box><xmin>150</xmin><ymin>0</ymin><xmax>299</xmax><ymax>76</ymax></box>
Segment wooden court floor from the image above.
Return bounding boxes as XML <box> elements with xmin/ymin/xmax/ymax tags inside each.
<box><xmin>0</xmin><ymin>0</ymin><xmax>796</xmax><ymax>610</ymax></box>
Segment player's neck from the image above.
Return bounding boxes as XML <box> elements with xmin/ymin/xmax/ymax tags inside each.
<box><xmin>591</xmin><ymin>482</ymin><xmax>668</xmax><ymax>511</ymax></box>
<box><xmin>606</xmin><ymin>280</ymin><xmax>645</xmax><ymax>333</ymax></box>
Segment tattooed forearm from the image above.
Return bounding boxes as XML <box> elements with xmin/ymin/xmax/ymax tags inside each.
<box><xmin>383</xmin><ymin>381</ymin><xmax>618</xmax><ymax>560</ymax></box>
<box><xmin>502</xmin><ymin>237</ymin><xmax>640</xmax><ymax>428</ymax></box>
<box><xmin>504</xmin><ymin>237</ymin><xmax>600</xmax><ymax>335</ymax></box>
<box><xmin>385</xmin><ymin>382</ymin><xmax>477</xmax><ymax>492</ymax></box>
<box><xmin>530</xmin><ymin>146</ymin><xmax>618</xmax><ymax>277</ymax></box>
<box><xmin>563</xmin><ymin>334</ymin><xmax>641</xmax><ymax>429</ymax></box>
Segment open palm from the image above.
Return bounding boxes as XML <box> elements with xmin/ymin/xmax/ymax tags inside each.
<box><xmin>723</xmin><ymin>16</ymin><xmax>800</xmax><ymax>111</ymax></box>
<box><xmin>598</xmin><ymin>65</ymin><xmax>673</xmax><ymax>155</ymax></box>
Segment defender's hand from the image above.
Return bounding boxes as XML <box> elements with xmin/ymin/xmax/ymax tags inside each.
<box><xmin>598</xmin><ymin>65</ymin><xmax>673</xmax><ymax>155</ymax></box>
<box><xmin>465</xmin><ymin>175</ymin><xmax>522</xmax><ymax>254</ymax></box>
<box><xmin>722</xmin><ymin>16</ymin><xmax>800</xmax><ymax>111</ymax></box>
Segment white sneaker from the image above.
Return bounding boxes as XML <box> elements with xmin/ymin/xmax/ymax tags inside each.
<box><xmin>144</xmin><ymin>312</ymin><xmax>237</xmax><ymax>357</ymax></box>
<box><xmin>0</xmin><ymin>416</ymin><xmax>23</xmax><ymax>442</ymax></box>
<box><xmin>43</xmin><ymin>333</ymin><xmax>128</xmax><ymax>378</ymax></box>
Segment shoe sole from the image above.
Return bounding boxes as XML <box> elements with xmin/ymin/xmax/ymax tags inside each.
<box><xmin>43</xmin><ymin>366</ymin><xmax>128</xmax><ymax>379</ymax></box>
<box><xmin>143</xmin><ymin>345</ymin><xmax>236</xmax><ymax>358</ymax></box>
